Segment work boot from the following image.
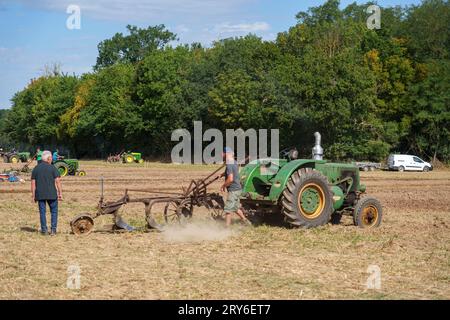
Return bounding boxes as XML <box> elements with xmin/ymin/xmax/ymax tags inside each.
<box><xmin>50</xmin><ymin>230</ymin><xmax>57</xmax><ymax>236</ymax></box>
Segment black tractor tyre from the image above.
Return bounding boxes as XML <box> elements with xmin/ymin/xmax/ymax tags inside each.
<box><xmin>54</xmin><ymin>162</ymin><xmax>69</xmax><ymax>177</ymax></box>
<box><xmin>353</xmin><ymin>196</ymin><xmax>382</xmax><ymax>228</ymax></box>
<box><xmin>281</xmin><ymin>168</ymin><xmax>334</xmax><ymax>228</ymax></box>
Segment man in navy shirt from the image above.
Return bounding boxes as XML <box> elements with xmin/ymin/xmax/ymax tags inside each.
<box><xmin>31</xmin><ymin>150</ymin><xmax>63</xmax><ymax>235</ymax></box>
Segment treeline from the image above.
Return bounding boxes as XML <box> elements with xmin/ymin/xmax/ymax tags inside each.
<box><xmin>1</xmin><ymin>0</ymin><xmax>449</xmax><ymax>162</ymax></box>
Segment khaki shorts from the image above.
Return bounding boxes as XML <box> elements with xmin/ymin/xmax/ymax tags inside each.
<box><xmin>224</xmin><ymin>190</ymin><xmax>242</xmax><ymax>213</ymax></box>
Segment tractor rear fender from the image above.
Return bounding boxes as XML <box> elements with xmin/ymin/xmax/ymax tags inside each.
<box><xmin>268</xmin><ymin>159</ymin><xmax>327</xmax><ymax>201</ymax></box>
<box><xmin>240</xmin><ymin>162</ymin><xmax>261</xmax><ymax>194</ymax></box>
<box><xmin>240</xmin><ymin>159</ymin><xmax>289</xmax><ymax>197</ymax></box>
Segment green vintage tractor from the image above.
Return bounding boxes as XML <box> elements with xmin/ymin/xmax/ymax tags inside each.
<box><xmin>122</xmin><ymin>152</ymin><xmax>144</xmax><ymax>164</ymax></box>
<box><xmin>53</xmin><ymin>158</ymin><xmax>86</xmax><ymax>177</ymax></box>
<box><xmin>240</xmin><ymin>133</ymin><xmax>382</xmax><ymax>228</ymax></box>
<box><xmin>2</xmin><ymin>150</ymin><xmax>31</xmax><ymax>164</ymax></box>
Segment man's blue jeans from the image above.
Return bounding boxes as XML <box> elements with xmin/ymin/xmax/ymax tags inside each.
<box><xmin>38</xmin><ymin>200</ymin><xmax>58</xmax><ymax>233</ymax></box>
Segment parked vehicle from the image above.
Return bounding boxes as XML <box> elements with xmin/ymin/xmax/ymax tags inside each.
<box><xmin>388</xmin><ymin>154</ymin><xmax>433</xmax><ymax>172</ymax></box>
<box><xmin>355</xmin><ymin>162</ymin><xmax>382</xmax><ymax>172</ymax></box>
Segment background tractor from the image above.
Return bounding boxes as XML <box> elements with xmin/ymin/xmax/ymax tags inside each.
<box><xmin>1</xmin><ymin>150</ymin><xmax>31</xmax><ymax>164</ymax></box>
<box><xmin>122</xmin><ymin>152</ymin><xmax>144</xmax><ymax>164</ymax></box>
<box><xmin>53</xmin><ymin>158</ymin><xmax>86</xmax><ymax>177</ymax></box>
<box><xmin>240</xmin><ymin>132</ymin><xmax>382</xmax><ymax>228</ymax></box>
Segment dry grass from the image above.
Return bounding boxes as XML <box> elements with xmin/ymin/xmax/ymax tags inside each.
<box><xmin>0</xmin><ymin>161</ymin><xmax>449</xmax><ymax>299</ymax></box>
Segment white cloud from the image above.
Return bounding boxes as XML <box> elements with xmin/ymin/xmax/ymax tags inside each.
<box><xmin>214</xmin><ymin>21</ymin><xmax>270</xmax><ymax>33</ymax></box>
<box><xmin>1</xmin><ymin>0</ymin><xmax>275</xmax><ymax>45</ymax></box>
<box><xmin>175</xmin><ymin>24</ymin><xmax>190</xmax><ymax>34</ymax></box>
<box><xmin>7</xmin><ymin>0</ymin><xmax>253</xmax><ymax>22</ymax></box>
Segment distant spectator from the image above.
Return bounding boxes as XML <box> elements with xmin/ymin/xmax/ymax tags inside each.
<box><xmin>36</xmin><ymin>147</ymin><xmax>43</xmax><ymax>164</ymax></box>
<box><xmin>52</xmin><ymin>150</ymin><xmax>59</xmax><ymax>163</ymax></box>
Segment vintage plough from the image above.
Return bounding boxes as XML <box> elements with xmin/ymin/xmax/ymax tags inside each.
<box><xmin>70</xmin><ymin>165</ymin><xmax>225</xmax><ymax>235</ymax></box>
<box><xmin>106</xmin><ymin>150</ymin><xmax>125</xmax><ymax>163</ymax></box>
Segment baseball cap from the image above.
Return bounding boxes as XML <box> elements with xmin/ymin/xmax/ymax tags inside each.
<box><xmin>223</xmin><ymin>147</ymin><xmax>233</xmax><ymax>153</ymax></box>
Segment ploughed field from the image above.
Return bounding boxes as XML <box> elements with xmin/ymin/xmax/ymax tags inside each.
<box><xmin>0</xmin><ymin>161</ymin><xmax>449</xmax><ymax>299</ymax></box>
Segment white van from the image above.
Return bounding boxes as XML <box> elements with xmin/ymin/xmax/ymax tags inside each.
<box><xmin>388</xmin><ymin>154</ymin><xmax>433</xmax><ymax>172</ymax></box>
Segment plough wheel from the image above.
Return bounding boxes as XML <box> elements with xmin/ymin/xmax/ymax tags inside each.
<box><xmin>164</xmin><ymin>199</ymin><xmax>193</xmax><ymax>224</ymax></box>
<box><xmin>70</xmin><ymin>214</ymin><xmax>94</xmax><ymax>235</ymax></box>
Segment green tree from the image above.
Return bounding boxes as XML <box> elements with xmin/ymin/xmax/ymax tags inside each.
<box><xmin>133</xmin><ymin>46</ymin><xmax>192</xmax><ymax>154</ymax></box>
<box><xmin>3</xmin><ymin>75</ymin><xmax>79</xmax><ymax>146</ymax></box>
<box><xmin>95</xmin><ymin>25</ymin><xmax>177</xmax><ymax>70</ymax></box>
<box><xmin>402</xmin><ymin>0</ymin><xmax>450</xmax><ymax>61</ymax></box>
<box><xmin>60</xmin><ymin>64</ymin><xmax>138</xmax><ymax>156</ymax></box>
<box><xmin>0</xmin><ymin>109</ymin><xmax>11</xmax><ymax>146</ymax></box>
<box><xmin>406</xmin><ymin>60</ymin><xmax>450</xmax><ymax>162</ymax></box>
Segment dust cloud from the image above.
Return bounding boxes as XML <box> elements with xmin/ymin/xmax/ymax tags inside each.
<box><xmin>161</xmin><ymin>220</ymin><xmax>238</xmax><ymax>243</ymax></box>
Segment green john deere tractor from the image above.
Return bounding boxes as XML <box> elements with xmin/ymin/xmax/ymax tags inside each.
<box><xmin>2</xmin><ymin>151</ymin><xmax>31</xmax><ymax>164</ymax></box>
<box><xmin>240</xmin><ymin>132</ymin><xmax>382</xmax><ymax>228</ymax></box>
<box><xmin>53</xmin><ymin>158</ymin><xmax>86</xmax><ymax>177</ymax></box>
<box><xmin>122</xmin><ymin>152</ymin><xmax>144</xmax><ymax>164</ymax></box>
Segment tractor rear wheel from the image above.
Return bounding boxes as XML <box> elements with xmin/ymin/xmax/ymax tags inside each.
<box><xmin>125</xmin><ymin>155</ymin><xmax>134</xmax><ymax>163</ymax></box>
<box><xmin>281</xmin><ymin>168</ymin><xmax>334</xmax><ymax>228</ymax></box>
<box><xmin>54</xmin><ymin>162</ymin><xmax>69</xmax><ymax>177</ymax></box>
<box><xmin>9</xmin><ymin>155</ymin><xmax>19</xmax><ymax>164</ymax></box>
<box><xmin>353</xmin><ymin>196</ymin><xmax>382</xmax><ymax>228</ymax></box>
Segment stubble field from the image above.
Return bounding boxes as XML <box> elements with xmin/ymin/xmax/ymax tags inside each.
<box><xmin>0</xmin><ymin>161</ymin><xmax>449</xmax><ymax>299</ymax></box>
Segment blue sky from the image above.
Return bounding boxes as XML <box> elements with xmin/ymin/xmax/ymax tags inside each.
<box><xmin>0</xmin><ymin>0</ymin><xmax>421</xmax><ymax>109</ymax></box>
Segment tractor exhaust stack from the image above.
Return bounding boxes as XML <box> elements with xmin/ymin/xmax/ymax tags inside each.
<box><xmin>312</xmin><ymin>132</ymin><xmax>323</xmax><ymax>160</ymax></box>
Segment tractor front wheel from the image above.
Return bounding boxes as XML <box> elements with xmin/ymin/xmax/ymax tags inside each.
<box><xmin>353</xmin><ymin>196</ymin><xmax>382</xmax><ymax>228</ymax></box>
<box><xmin>281</xmin><ymin>168</ymin><xmax>334</xmax><ymax>228</ymax></box>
